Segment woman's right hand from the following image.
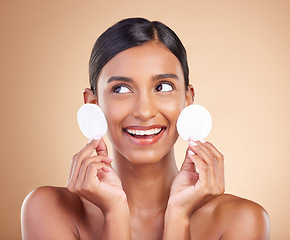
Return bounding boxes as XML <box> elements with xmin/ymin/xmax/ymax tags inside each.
<box><xmin>67</xmin><ymin>137</ymin><xmax>127</xmax><ymax>214</ymax></box>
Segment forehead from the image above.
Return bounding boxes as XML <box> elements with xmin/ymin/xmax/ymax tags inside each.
<box><xmin>98</xmin><ymin>42</ymin><xmax>184</xmax><ymax>82</ymax></box>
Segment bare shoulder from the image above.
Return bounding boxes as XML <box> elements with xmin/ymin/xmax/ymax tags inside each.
<box><xmin>190</xmin><ymin>194</ymin><xmax>270</xmax><ymax>240</ymax></box>
<box><xmin>21</xmin><ymin>186</ymin><xmax>82</xmax><ymax>239</ymax></box>
<box><xmin>215</xmin><ymin>194</ymin><xmax>270</xmax><ymax>240</ymax></box>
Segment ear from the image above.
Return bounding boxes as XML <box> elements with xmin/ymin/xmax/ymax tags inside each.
<box><xmin>185</xmin><ymin>84</ymin><xmax>195</xmax><ymax>106</ymax></box>
<box><xmin>83</xmin><ymin>88</ymin><xmax>98</xmax><ymax>105</ymax></box>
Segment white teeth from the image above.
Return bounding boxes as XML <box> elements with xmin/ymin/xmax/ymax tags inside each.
<box><xmin>126</xmin><ymin>128</ymin><xmax>162</xmax><ymax>136</ymax></box>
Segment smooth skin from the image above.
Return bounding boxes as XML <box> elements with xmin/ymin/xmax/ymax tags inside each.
<box><xmin>21</xmin><ymin>42</ymin><xmax>270</xmax><ymax>239</ymax></box>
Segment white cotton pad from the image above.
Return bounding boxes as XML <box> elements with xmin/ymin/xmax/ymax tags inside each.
<box><xmin>177</xmin><ymin>104</ymin><xmax>212</xmax><ymax>142</ymax></box>
<box><xmin>77</xmin><ymin>103</ymin><xmax>108</xmax><ymax>139</ymax></box>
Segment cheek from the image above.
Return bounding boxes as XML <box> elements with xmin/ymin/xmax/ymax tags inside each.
<box><xmin>99</xmin><ymin>90</ymin><xmax>131</xmax><ymax>124</ymax></box>
<box><xmin>157</xmin><ymin>94</ymin><xmax>187</xmax><ymax>124</ymax></box>
<box><xmin>102</xmin><ymin>101</ymin><xmax>128</xmax><ymax>126</ymax></box>
<box><xmin>101</xmin><ymin>99</ymin><xmax>133</xmax><ymax>143</ymax></box>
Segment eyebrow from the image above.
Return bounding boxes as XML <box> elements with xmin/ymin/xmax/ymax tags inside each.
<box><xmin>153</xmin><ymin>73</ymin><xmax>180</xmax><ymax>81</ymax></box>
<box><xmin>106</xmin><ymin>76</ymin><xmax>134</xmax><ymax>84</ymax></box>
<box><xmin>106</xmin><ymin>73</ymin><xmax>180</xmax><ymax>84</ymax></box>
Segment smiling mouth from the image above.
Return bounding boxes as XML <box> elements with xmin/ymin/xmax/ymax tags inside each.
<box><xmin>123</xmin><ymin>127</ymin><xmax>165</xmax><ymax>139</ymax></box>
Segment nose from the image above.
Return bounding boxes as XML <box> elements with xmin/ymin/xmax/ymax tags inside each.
<box><xmin>132</xmin><ymin>92</ymin><xmax>158</xmax><ymax>121</ymax></box>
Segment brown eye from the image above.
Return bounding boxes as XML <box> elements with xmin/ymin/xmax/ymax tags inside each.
<box><xmin>112</xmin><ymin>85</ymin><xmax>131</xmax><ymax>94</ymax></box>
<box><xmin>155</xmin><ymin>82</ymin><xmax>174</xmax><ymax>92</ymax></box>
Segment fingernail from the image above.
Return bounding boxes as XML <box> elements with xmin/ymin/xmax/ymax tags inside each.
<box><xmin>200</xmin><ymin>139</ymin><xmax>206</xmax><ymax>143</ymax></box>
<box><xmin>188</xmin><ymin>150</ymin><xmax>195</xmax><ymax>155</ymax></box>
<box><xmin>189</xmin><ymin>140</ymin><xmax>197</xmax><ymax>147</ymax></box>
<box><xmin>93</xmin><ymin>135</ymin><xmax>102</xmax><ymax>140</ymax></box>
<box><xmin>88</xmin><ymin>135</ymin><xmax>102</xmax><ymax>144</ymax></box>
<box><xmin>108</xmin><ymin>156</ymin><xmax>114</xmax><ymax>160</ymax></box>
<box><xmin>189</xmin><ymin>137</ymin><xmax>198</xmax><ymax>142</ymax></box>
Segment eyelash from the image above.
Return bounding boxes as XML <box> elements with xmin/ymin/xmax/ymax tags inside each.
<box><xmin>111</xmin><ymin>81</ymin><xmax>175</xmax><ymax>93</ymax></box>
<box><xmin>111</xmin><ymin>84</ymin><xmax>132</xmax><ymax>93</ymax></box>
<box><xmin>155</xmin><ymin>81</ymin><xmax>175</xmax><ymax>91</ymax></box>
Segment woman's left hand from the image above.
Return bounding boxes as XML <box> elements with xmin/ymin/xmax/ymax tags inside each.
<box><xmin>168</xmin><ymin>139</ymin><xmax>225</xmax><ymax>218</ymax></box>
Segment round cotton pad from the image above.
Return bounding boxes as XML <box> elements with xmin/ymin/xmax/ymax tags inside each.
<box><xmin>177</xmin><ymin>104</ymin><xmax>212</xmax><ymax>142</ymax></box>
<box><xmin>77</xmin><ymin>103</ymin><xmax>108</xmax><ymax>139</ymax></box>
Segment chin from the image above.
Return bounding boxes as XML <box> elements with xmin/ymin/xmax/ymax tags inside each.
<box><xmin>123</xmin><ymin>148</ymin><xmax>174</xmax><ymax>166</ymax></box>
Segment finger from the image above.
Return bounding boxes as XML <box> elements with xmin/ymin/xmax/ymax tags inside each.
<box><xmin>76</xmin><ymin>156</ymin><xmax>112</xmax><ymax>190</ymax></box>
<box><xmin>180</xmin><ymin>147</ymin><xmax>197</xmax><ymax>172</ymax></box>
<box><xmin>189</xmin><ymin>139</ymin><xmax>216</xmax><ymax>165</ymax></box>
<box><xmin>82</xmin><ymin>162</ymin><xmax>110</xmax><ymax>191</ymax></box>
<box><xmin>194</xmin><ymin>140</ymin><xmax>225</xmax><ymax>194</ymax></box>
<box><xmin>187</xmin><ymin>152</ymin><xmax>209</xmax><ymax>185</ymax></box>
<box><xmin>68</xmin><ymin>137</ymin><xmax>107</xmax><ymax>185</ymax></box>
<box><xmin>94</xmin><ymin>138</ymin><xmax>108</xmax><ymax>156</ymax></box>
<box><xmin>203</xmin><ymin>141</ymin><xmax>225</xmax><ymax>193</ymax></box>
<box><xmin>189</xmin><ymin>140</ymin><xmax>218</xmax><ymax>194</ymax></box>
<box><xmin>67</xmin><ymin>148</ymin><xmax>87</xmax><ymax>186</ymax></box>
<box><xmin>82</xmin><ymin>137</ymin><xmax>105</xmax><ymax>158</ymax></box>
<box><xmin>68</xmin><ymin>153</ymin><xmax>79</xmax><ymax>182</ymax></box>
<box><xmin>203</xmin><ymin>142</ymin><xmax>224</xmax><ymax>177</ymax></box>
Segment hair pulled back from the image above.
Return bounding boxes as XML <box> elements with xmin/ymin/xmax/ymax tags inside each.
<box><xmin>89</xmin><ymin>17</ymin><xmax>189</xmax><ymax>94</ymax></box>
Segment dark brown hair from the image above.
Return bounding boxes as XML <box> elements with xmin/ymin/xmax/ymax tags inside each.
<box><xmin>89</xmin><ymin>17</ymin><xmax>189</xmax><ymax>94</ymax></box>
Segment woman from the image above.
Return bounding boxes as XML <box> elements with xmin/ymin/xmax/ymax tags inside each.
<box><xmin>21</xmin><ymin>17</ymin><xmax>270</xmax><ymax>239</ymax></box>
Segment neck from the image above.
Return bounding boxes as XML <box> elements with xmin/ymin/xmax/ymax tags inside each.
<box><xmin>112</xmin><ymin>149</ymin><xmax>178</xmax><ymax>217</ymax></box>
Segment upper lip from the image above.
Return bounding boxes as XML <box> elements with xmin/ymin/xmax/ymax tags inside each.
<box><xmin>123</xmin><ymin>125</ymin><xmax>166</xmax><ymax>131</ymax></box>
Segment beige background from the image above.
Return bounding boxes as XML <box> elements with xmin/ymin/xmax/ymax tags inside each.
<box><xmin>1</xmin><ymin>0</ymin><xmax>289</xmax><ymax>239</ymax></box>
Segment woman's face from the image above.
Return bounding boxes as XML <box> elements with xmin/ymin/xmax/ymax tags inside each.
<box><xmin>96</xmin><ymin>42</ymin><xmax>193</xmax><ymax>164</ymax></box>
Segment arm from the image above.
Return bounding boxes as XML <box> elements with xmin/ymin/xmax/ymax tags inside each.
<box><xmin>101</xmin><ymin>202</ymin><xmax>131</xmax><ymax>240</ymax></box>
<box><xmin>163</xmin><ymin>139</ymin><xmax>225</xmax><ymax>240</ymax></box>
<box><xmin>67</xmin><ymin>138</ymin><xmax>131</xmax><ymax>240</ymax></box>
<box><xmin>163</xmin><ymin>205</ymin><xmax>190</xmax><ymax>240</ymax></box>
<box><xmin>22</xmin><ymin>139</ymin><xmax>131</xmax><ymax>239</ymax></box>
